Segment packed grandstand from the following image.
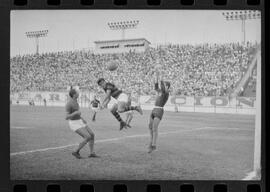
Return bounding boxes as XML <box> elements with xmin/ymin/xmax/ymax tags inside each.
<box><xmin>10</xmin><ymin>42</ymin><xmax>258</xmax><ymax>97</ymax></box>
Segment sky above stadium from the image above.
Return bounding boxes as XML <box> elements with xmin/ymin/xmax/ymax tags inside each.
<box><xmin>11</xmin><ymin>10</ymin><xmax>261</xmax><ymax>56</ymax></box>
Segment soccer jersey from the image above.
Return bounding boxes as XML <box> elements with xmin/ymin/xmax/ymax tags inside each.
<box><xmin>66</xmin><ymin>99</ymin><xmax>81</xmax><ymax>120</ymax></box>
<box><xmin>103</xmin><ymin>82</ymin><xmax>122</xmax><ymax>99</ymax></box>
<box><xmin>91</xmin><ymin>99</ymin><xmax>100</xmax><ymax>108</ymax></box>
<box><xmin>154</xmin><ymin>81</ymin><xmax>169</xmax><ymax>107</ymax></box>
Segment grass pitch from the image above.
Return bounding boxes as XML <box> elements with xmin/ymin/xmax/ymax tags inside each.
<box><xmin>10</xmin><ymin>105</ymin><xmax>255</xmax><ymax>180</ymax></box>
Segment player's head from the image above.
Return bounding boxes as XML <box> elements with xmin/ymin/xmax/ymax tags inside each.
<box><xmin>69</xmin><ymin>88</ymin><xmax>79</xmax><ymax>99</ymax></box>
<box><xmin>97</xmin><ymin>78</ymin><xmax>106</xmax><ymax>89</ymax></box>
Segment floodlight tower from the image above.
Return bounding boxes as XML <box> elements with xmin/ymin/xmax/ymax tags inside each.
<box><xmin>107</xmin><ymin>20</ymin><xmax>139</xmax><ymax>39</ymax></box>
<box><xmin>25</xmin><ymin>30</ymin><xmax>49</xmax><ymax>54</ymax></box>
<box><xmin>222</xmin><ymin>11</ymin><xmax>261</xmax><ymax>44</ymax></box>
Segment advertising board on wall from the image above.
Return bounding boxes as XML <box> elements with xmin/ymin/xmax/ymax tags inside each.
<box><xmin>10</xmin><ymin>92</ymin><xmax>256</xmax><ymax>114</ymax></box>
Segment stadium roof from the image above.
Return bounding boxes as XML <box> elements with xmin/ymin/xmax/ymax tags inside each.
<box><xmin>94</xmin><ymin>38</ymin><xmax>151</xmax><ymax>45</ymax></box>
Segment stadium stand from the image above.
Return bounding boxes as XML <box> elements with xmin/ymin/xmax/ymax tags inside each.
<box><xmin>10</xmin><ymin>42</ymin><xmax>258</xmax><ymax>96</ymax></box>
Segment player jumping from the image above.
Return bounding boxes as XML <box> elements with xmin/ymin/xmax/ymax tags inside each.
<box><xmin>97</xmin><ymin>78</ymin><xmax>143</xmax><ymax>130</ymax></box>
<box><xmin>148</xmin><ymin>70</ymin><xmax>171</xmax><ymax>153</ymax></box>
<box><xmin>65</xmin><ymin>88</ymin><xmax>98</xmax><ymax>159</ymax></box>
<box><xmin>90</xmin><ymin>95</ymin><xmax>100</xmax><ymax>122</ymax></box>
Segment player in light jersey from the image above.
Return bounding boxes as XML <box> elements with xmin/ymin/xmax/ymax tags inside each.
<box><xmin>65</xmin><ymin>88</ymin><xmax>98</xmax><ymax>159</ymax></box>
<box><xmin>97</xmin><ymin>78</ymin><xmax>143</xmax><ymax>130</ymax></box>
<box><xmin>148</xmin><ymin>70</ymin><xmax>171</xmax><ymax>153</ymax></box>
<box><xmin>90</xmin><ymin>95</ymin><xmax>100</xmax><ymax>122</ymax></box>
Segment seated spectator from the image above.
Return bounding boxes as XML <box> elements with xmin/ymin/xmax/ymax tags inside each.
<box><xmin>10</xmin><ymin>42</ymin><xmax>258</xmax><ymax>96</ymax></box>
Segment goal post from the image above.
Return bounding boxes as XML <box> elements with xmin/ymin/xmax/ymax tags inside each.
<box><xmin>243</xmin><ymin>48</ymin><xmax>261</xmax><ymax>180</ymax></box>
<box><xmin>254</xmin><ymin>49</ymin><xmax>261</xmax><ymax>179</ymax></box>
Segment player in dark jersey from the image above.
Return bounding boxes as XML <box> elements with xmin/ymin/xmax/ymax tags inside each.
<box><xmin>97</xmin><ymin>78</ymin><xmax>143</xmax><ymax>130</ymax></box>
<box><xmin>65</xmin><ymin>88</ymin><xmax>98</xmax><ymax>159</ymax></box>
<box><xmin>90</xmin><ymin>95</ymin><xmax>100</xmax><ymax>122</ymax></box>
<box><xmin>148</xmin><ymin>70</ymin><xmax>171</xmax><ymax>153</ymax></box>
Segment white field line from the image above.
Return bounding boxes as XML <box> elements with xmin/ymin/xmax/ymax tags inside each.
<box><xmin>203</xmin><ymin>126</ymin><xmax>254</xmax><ymax>131</ymax></box>
<box><xmin>11</xmin><ymin>126</ymin><xmax>33</xmax><ymax>129</ymax></box>
<box><xmin>10</xmin><ymin>127</ymin><xmax>214</xmax><ymax>157</ymax></box>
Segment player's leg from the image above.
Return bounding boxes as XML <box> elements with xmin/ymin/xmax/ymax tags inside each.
<box><xmin>92</xmin><ymin>111</ymin><xmax>96</xmax><ymax>121</ymax></box>
<box><xmin>117</xmin><ymin>94</ymin><xmax>143</xmax><ymax>115</ymax></box>
<box><xmin>125</xmin><ymin>112</ymin><xmax>133</xmax><ymax>127</ymax></box>
<box><xmin>152</xmin><ymin>117</ymin><xmax>161</xmax><ymax>148</ymax></box>
<box><xmin>91</xmin><ymin>107</ymin><xmax>98</xmax><ymax>121</ymax></box>
<box><xmin>118</xmin><ymin>101</ymin><xmax>143</xmax><ymax>115</ymax></box>
<box><xmin>148</xmin><ymin>108</ymin><xmax>163</xmax><ymax>153</ymax></box>
<box><xmin>110</xmin><ymin>103</ymin><xmax>127</xmax><ymax>130</ymax></box>
<box><xmin>126</xmin><ymin>112</ymin><xmax>133</xmax><ymax>126</ymax></box>
<box><xmin>148</xmin><ymin>114</ymin><xmax>154</xmax><ymax>152</ymax></box>
<box><xmin>125</xmin><ymin>112</ymin><xmax>129</xmax><ymax>123</ymax></box>
<box><xmin>121</xmin><ymin>102</ymin><xmax>143</xmax><ymax>115</ymax></box>
<box><xmin>148</xmin><ymin>117</ymin><xmax>161</xmax><ymax>153</ymax></box>
<box><xmin>73</xmin><ymin>127</ymin><xmax>92</xmax><ymax>159</ymax></box>
<box><xmin>84</xmin><ymin>125</ymin><xmax>98</xmax><ymax>157</ymax></box>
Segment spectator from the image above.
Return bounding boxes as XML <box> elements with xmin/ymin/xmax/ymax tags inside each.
<box><xmin>10</xmin><ymin>42</ymin><xmax>257</xmax><ymax>96</ymax></box>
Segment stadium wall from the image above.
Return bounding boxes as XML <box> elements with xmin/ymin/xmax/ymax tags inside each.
<box><xmin>10</xmin><ymin>92</ymin><xmax>256</xmax><ymax>115</ymax></box>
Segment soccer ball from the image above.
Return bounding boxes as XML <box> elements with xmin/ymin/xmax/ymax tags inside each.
<box><xmin>107</xmin><ymin>61</ymin><xmax>118</xmax><ymax>71</ymax></box>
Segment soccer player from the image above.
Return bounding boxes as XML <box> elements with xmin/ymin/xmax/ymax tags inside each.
<box><xmin>97</xmin><ymin>78</ymin><xmax>143</xmax><ymax>130</ymax></box>
<box><xmin>65</xmin><ymin>88</ymin><xmax>98</xmax><ymax>159</ymax></box>
<box><xmin>148</xmin><ymin>70</ymin><xmax>171</xmax><ymax>153</ymax></box>
<box><xmin>43</xmin><ymin>98</ymin><xmax>47</xmax><ymax>107</ymax></box>
<box><xmin>125</xmin><ymin>93</ymin><xmax>134</xmax><ymax>127</ymax></box>
<box><xmin>90</xmin><ymin>95</ymin><xmax>100</xmax><ymax>122</ymax></box>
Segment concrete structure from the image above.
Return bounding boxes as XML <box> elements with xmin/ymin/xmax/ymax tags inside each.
<box><xmin>94</xmin><ymin>38</ymin><xmax>151</xmax><ymax>54</ymax></box>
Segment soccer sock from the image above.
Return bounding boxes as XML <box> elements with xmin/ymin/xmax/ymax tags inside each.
<box><xmin>124</xmin><ymin>106</ymin><xmax>136</xmax><ymax>112</ymax></box>
<box><xmin>149</xmin><ymin>130</ymin><xmax>153</xmax><ymax>146</ymax></box>
<box><xmin>89</xmin><ymin>138</ymin><xmax>95</xmax><ymax>154</ymax></box>
<box><xmin>152</xmin><ymin>128</ymin><xmax>158</xmax><ymax>146</ymax></box>
<box><xmin>76</xmin><ymin>139</ymin><xmax>88</xmax><ymax>153</ymax></box>
<box><xmin>112</xmin><ymin>111</ymin><xmax>124</xmax><ymax>122</ymax></box>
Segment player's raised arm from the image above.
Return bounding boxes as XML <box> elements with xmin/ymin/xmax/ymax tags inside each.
<box><xmin>160</xmin><ymin>80</ymin><xmax>166</xmax><ymax>93</ymax></box>
<box><xmin>154</xmin><ymin>79</ymin><xmax>159</xmax><ymax>91</ymax></box>
<box><xmin>154</xmin><ymin>66</ymin><xmax>160</xmax><ymax>91</ymax></box>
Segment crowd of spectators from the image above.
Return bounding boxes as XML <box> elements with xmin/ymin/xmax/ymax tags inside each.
<box><xmin>10</xmin><ymin>42</ymin><xmax>257</xmax><ymax>96</ymax></box>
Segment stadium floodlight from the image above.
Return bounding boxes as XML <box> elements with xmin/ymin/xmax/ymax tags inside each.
<box><xmin>108</xmin><ymin>20</ymin><xmax>139</xmax><ymax>39</ymax></box>
<box><xmin>25</xmin><ymin>30</ymin><xmax>49</xmax><ymax>54</ymax></box>
<box><xmin>222</xmin><ymin>10</ymin><xmax>260</xmax><ymax>44</ymax></box>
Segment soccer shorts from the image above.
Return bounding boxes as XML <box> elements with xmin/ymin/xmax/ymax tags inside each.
<box><xmin>68</xmin><ymin>119</ymin><xmax>86</xmax><ymax>132</ymax></box>
<box><xmin>91</xmin><ymin>106</ymin><xmax>99</xmax><ymax>113</ymax></box>
<box><xmin>117</xmin><ymin>93</ymin><xmax>129</xmax><ymax>103</ymax></box>
<box><xmin>150</xmin><ymin>107</ymin><xmax>164</xmax><ymax>120</ymax></box>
